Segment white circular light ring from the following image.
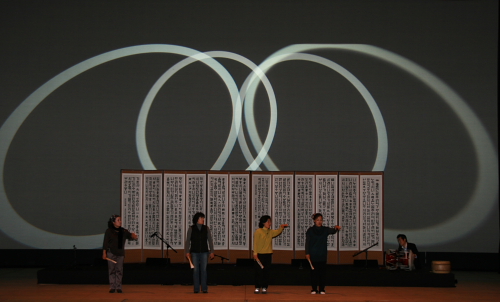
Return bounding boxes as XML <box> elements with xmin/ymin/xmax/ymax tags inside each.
<box><xmin>136</xmin><ymin>51</ymin><xmax>279</xmax><ymax>172</ymax></box>
<box><xmin>241</xmin><ymin>52</ymin><xmax>387</xmax><ymax>172</ymax></box>
<box><xmin>270</xmin><ymin>44</ymin><xmax>498</xmax><ymax>246</ymax></box>
<box><xmin>0</xmin><ymin>45</ymin><xmax>242</xmax><ymax>248</ymax></box>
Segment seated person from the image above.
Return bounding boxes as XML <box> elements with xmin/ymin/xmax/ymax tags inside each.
<box><xmin>397</xmin><ymin>234</ymin><xmax>419</xmax><ymax>269</ymax></box>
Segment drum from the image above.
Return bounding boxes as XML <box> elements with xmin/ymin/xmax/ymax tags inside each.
<box><xmin>432</xmin><ymin>261</ymin><xmax>451</xmax><ymax>274</ymax></box>
<box><xmin>385</xmin><ymin>250</ymin><xmax>398</xmax><ymax>270</ymax></box>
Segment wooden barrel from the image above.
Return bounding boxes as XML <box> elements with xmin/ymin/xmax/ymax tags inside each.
<box><xmin>432</xmin><ymin>261</ymin><xmax>451</xmax><ymax>273</ymax></box>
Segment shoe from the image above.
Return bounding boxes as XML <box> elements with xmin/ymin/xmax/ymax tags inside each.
<box><xmin>117</xmin><ymin>289</ymin><xmax>123</xmax><ymax>293</ymax></box>
<box><xmin>320</xmin><ymin>290</ymin><xmax>326</xmax><ymax>295</ymax></box>
<box><xmin>194</xmin><ymin>291</ymin><xmax>199</xmax><ymax>294</ymax></box>
<box><xmin>202</xmin><ymin>291</ymin><xmax>208</xmax><ymax>293</ymax></box>
<box><xmin>254</xmin><ymin>288</ymin><xmax>260</xmax><ymax>294</ymax></box>
<box><xmin>311</xmin><ymin>290</ymin><xmax>317</xmax><ymax>294</ymax></box>
<box><xmin>109</xmin><ymin>289</ymin><xmax>115</xmax><ymax>293</ymax></box>
<box><xmin>262</xmin><ymin>288</ymin><xmax>267</xmax><ymax>294</ymax></box>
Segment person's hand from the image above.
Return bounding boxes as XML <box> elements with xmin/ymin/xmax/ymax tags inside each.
<box><xmin>305</xmin><ymin>254</ymin><xmax>311</xmax><ymax>260</ymax></box>
<box><xmin>280</xmin><ymin>224</ymin><xmax>289</xmax><ymax>228</ymax></box>
<box><xmin>253</xmin><ymin>254</ymin><xmax>259</xmax><ymax>261</ymax></box>
<box><xmin>209</xmin><ymin>253</ymin><xmax>215</xmax><ymax>260</ymax></box>
<box><xmin>131</xmin><ymin>233</ymin><xmax>138</xmax><ymax>240</ymax></box>
<box><xmin>102</xmin><ymin>251</ymin><xmax>107</xmax><ymax>260</ymax></box>
<box><xmin>186</xmin><ymin>253</ymin><xmax>191</xmax><ymax>259</ymax></box>
<box><xmin>335</xmin><ymin>225</ymin><xmax>342</xmax><ymax>230</ymax></box>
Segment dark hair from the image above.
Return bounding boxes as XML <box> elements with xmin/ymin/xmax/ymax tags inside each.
<box><xmin>108</xmin><ymin>214</ymin><xmax>120</xmax><ymax>228</ymax></box>
<box><xmin>397</xmin><ymin>234</ymin><xmax>407</xmax><ymax>241</ymax></box>
<box><xmin>192</xmin><ymin>212</ymin><xmax>205</xmax><ymax>225</ymax></box>
<box><xmin>312</xmin><ymin>213</ymin><xmax>323</xmax><ymax>220</ymax></box>
<box><xmin>259</xmin><ymin>215</ymin><xmax>271</xmax><ymax>228</ymax></box>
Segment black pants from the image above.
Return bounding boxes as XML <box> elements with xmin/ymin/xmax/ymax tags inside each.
<box><xmin>310</xmin><ymin>261</ymin><xmax>327</xmax><ymax>291</ymax></box>
<box><xmin>255</xmin><ymin>253</ymin><xmax>272</xmax><ymax>289</ymax></box>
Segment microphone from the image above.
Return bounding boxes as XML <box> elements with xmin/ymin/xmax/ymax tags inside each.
<box><xmin>150</xmin><ymin>231</ymin><xmax>157</xmax><ymax>238</ymax></box>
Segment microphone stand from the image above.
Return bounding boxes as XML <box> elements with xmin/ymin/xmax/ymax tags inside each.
<box><xmin>151</xmin><ymin>233</ymin><xmax>177</xmax><ymax>258</ymax></box>
<box><xmin>353</xmin><ymin>242</ymin><xmax>378</xmax><ymax>270</ymax></box>
<box><xmin>213</xmin><ymin>254</ymin><xmax>229</xmax><ymax>265</ymax></box>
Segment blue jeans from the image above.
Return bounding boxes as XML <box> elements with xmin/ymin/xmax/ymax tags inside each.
<box><xmin>192</xmin><ymin>252</ymin><xmax>209</xmax><ymax>292</ymax></box>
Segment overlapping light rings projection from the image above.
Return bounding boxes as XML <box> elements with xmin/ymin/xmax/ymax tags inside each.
<box><xmin>0</xmin><ymin>44</ymin><xmax>497</xmax><ymax>249</ymax></box>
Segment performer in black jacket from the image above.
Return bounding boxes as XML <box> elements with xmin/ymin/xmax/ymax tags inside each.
<box><xmin>185</xmin><ymin>212</ymin><xmax>215</xmax><ymax>293</ymax></box>
<box><xmin>397</xmin><ymin>234</ymin><xmax>419</xmax><ymax>269</ymax></box>
<box><xmin>305</xmin><ymin>213</ymin><xmax>341</xmax><ymax>295</ymax></box>
<box><xmin>102</xmin><ymin>215</ymin><xmax>138</xmax><ymax>293</ymax></box>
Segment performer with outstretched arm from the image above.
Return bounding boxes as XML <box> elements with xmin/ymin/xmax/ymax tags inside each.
<box><xmin>305</xmin><ymin>213</ymin><xmax>341</xmax><ymax>295</ymax></box>
<box><xmin>102</xmin><ymin>215</ymin><xmax>138</xmax><ymax>293</ymax></box>
<box><xmin>253</xmin><ymin>215</ymin><xmax>289</xmax><ymax>294</ymax></box>
<box><xmin>185</xmin><ymin>212</ymin><xmax>215</xmax><ymax>293</ymax></box>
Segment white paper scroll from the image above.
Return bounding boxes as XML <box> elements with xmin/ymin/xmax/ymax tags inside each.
<box><xmin>251</xmin><ymin>174</ymin><xmax>272</xmax><ymax>241</ymax></box>
<box><xmin>360</xmin><ymin>174</ymin><xmax>383</xmax><ymax>251</ymax></box>
<box><xmin>229</xmin><ymin>174</ymin><xmax>250</xmax><ymax>250</ymax></box>
<box><xmin>207</xmin><ymin>173</ymin><xmax>228</xmax><ymax>250</ymax></box>
<box><xmin>186</xmin><ymin>174</ymin><xmax>206</xmax><ymax>232</ymax></box>
<box><xmin>339</xmin><ymin>175</ymin><xmax>359</xmax><ymax>251</ymax></box>
<box><xmin>164</xmin><ymin>173</ymin><xmax>185</xmax><ymax>249</ymax></box>
<box><xmin>272</xmin><ymin>174</ymin><xmax>293</xmax><ymax>250</ymax></box>
<box><xmin>295</xmin><ymin>175</ymin><xmax>315</xmax><ymax>250</ymax></box>
<box><xmin>121</xmin><ymin>173</ymin><xmax>142</xmax><ymax>250</ymax></box>
<box><xmin>316</xmin><ymin>174</ymin><xmax>338</xmax><ymax>250</ymax></box>
<box><xmin>143</xmin><ymin>173</ymin><xmax>162</xmax><ymax>249</ymax></box>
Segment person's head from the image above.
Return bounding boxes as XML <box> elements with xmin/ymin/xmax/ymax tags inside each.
<box><xmin>397</xmin><ymin>234</ymin><xmax>407</xmax><ymax>246</ymax></box>
<box><xmin>192</xmin><ymin>212</ymin><xmax>205</xmax><ymax>225</ymax></box>
<box><xmin>259</xmin><ymin>215</ymin><xmax>272</xmax><ymax>228</ymax></box>
<box><xmin>312</xmin><ymin>213</ymin><xmax>323</xmax><ymax>227</ymax></box>
<box><xmin>108</xmin><ymin>215</ymin><xmax>121</xmax><ymax>228</ymax></box>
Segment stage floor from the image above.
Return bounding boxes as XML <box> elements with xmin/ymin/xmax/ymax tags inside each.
<box><xmin>1</xmin><ymin>268</ymin><xmax>500</xmax><ymax>302</ymax></box>
<box><xmin>36</xmin><ymin>263</ymin><xmax>456</xmax><ymax>287</ymax></box>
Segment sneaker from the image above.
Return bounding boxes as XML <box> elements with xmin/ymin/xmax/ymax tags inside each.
<box><xmin>202</xmin><ymin>291</ymin><xmax>208</xmax><ymax>293</ymax></box>
<box><xmin>117</xmin><ymin>289</ymin><xmax>123</xmax><ymax>293</ymax></box>
<box><xmin>311</xmin><ymin>290</ymin><xmax>317</xmax><ymax>294</ymax></box>
<box><xmin>262</xmin><ymin>288</ymin><xmax>267</xmax><ymax>294</ymax></box>
<box><xmin>109</xmin><ymin>289</ymin><xmax>115</xmax><ymax>293</ymax></box>
<box><xmin>320</xmin><ymin>290</ymin><xmax>326</xmax><ymax>295</ymax></box>
<box><xmin>254</xmin><ymin>288</ymin><xmax>260</xmax><ymax>294</ymax></box>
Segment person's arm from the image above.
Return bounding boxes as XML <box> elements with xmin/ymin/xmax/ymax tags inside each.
<box><xmin>253</xmin><ymin>229</ymin><xmax>261</xmax><ymax>259</ymax></box>
<box><xmin>305</xmin><ymin>229</ymin><xmax>311</xmax><ymax>260</ymax></box>
<box><xmin>328</xmin><ymin>225</ymin><xmax>341</xmax><ymax>234</ymax></box>
<box><xmin>271</xmin><ymin>224</ymin><xmax>289</xmax><ymax>237</ymax></box>
<box><xmin>185</xmin><ymin>227</ymin><xmax>192</xmax><ymax>258</ymax></box>
<box><xmin>206</xmin><ymin>226</ymin><xmax>215</xmax><ymax>260</ymax></box>
<box><xmin>102</xmin><ymin>229</ymin><xmax>110</xmax><ymax>260</ymax></box>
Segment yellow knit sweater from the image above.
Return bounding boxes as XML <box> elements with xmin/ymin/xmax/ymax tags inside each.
<box><xmin>253</xmin><ymin>227</ymin><xmax>284</xmax><ymax>255</ymax></box>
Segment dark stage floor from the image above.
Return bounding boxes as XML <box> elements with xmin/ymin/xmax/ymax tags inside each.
<box><xmin>37</xmin><ymin>263</ymin><xmax>456</xmax><ymax>287</ymax></box>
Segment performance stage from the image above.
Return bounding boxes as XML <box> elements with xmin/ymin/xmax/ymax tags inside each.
<box><xmin>37</xmin><ymin>262</ymin><xmax>456</xmax><ymax>287</ymax></box>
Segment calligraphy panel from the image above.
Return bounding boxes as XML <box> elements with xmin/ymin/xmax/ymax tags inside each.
<box><xmin>251</xmin><ymin>174</ymin><xmax>272</xmax><ymax>242</ymax></box>
<box><xmin>229</xmin><ymin>174</ymin><xmax>250</xmax><ymax>250</ymax></box>
<box><xmin>121</xmin><ymin>173</ymin><xmax>142</xmax><ymax>250</ymax></box>
<box><xmin>294</xmin><ymin>174</ymin><xmax>314</xmax><ymax>250</ymax></box>
<box><xmin>186</xmin><ymin>173</ymin><xmax>206</xmax><ymax>232</ymax></box>
<box><xmin>164</xmin><ymin>173</ymin><xmax>185</xmax><ymax>249</ymax></box>
<box><xmin>339</xmin><ymin>174</ymin><xmax>359</xmax><ymax>251</ymax></box>
<box><xmin>143</xmin><ymin>173</ymin><xmax>162</xmax><ymax>249</ymax></box>
<box><xmin>360</xmin><ymin>174</ymin><xmax>383</xmax><ymax>251</ymax></box>
<box><xmin>272</xmin><ymin>174</ymin><xmax>293</xmax><ymax>251</ymax></box>
<box><xmin>207</xmin><ymin>173</ymin><xmax>229</xmax><ymax>250</ymax></box>
<box><xmin>316</xmin><ymin>174</ymin><xmax>338</xmax><ymax>250</ymax></box>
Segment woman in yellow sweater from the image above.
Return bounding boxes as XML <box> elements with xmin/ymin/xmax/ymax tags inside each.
<box><xmin>253</xmin><ymin>215</ymin><xmax>289</xmax><ymax>294</ymax></box>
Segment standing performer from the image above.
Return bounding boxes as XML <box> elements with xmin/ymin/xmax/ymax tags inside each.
<box><xmin>305</xmin><ymin>213</ymin><xmax>341</xmax><ymax>295</ymax></box>
<box><xmin>185</xmin><ymin>212</ymin><xmax>215</xmax><ymax>293</ymax></box>
<box><xmin>253</xmin><ymin>215</ymin><xmax>289</xmax><ymax>294</ymax></box>
<box><xmin>102</xmin><ymin>214</ymin><xmax>138</xmax><ymax>293</ymax></box>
